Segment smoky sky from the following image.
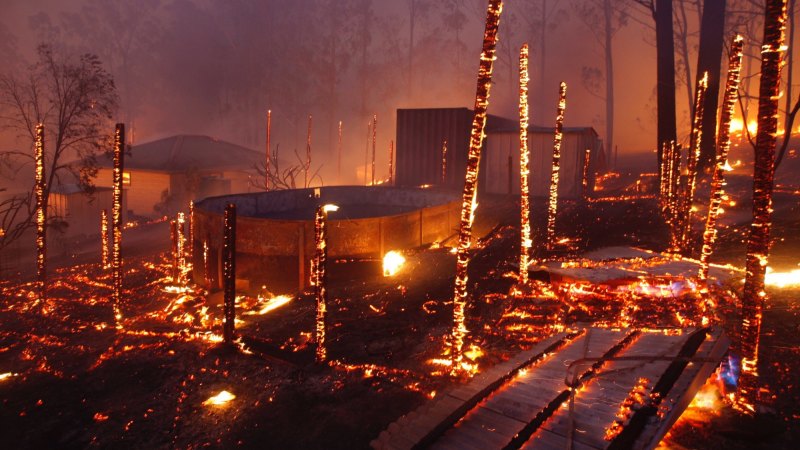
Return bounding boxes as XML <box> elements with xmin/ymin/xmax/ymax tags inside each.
<box><xmin>0</xmin><ymin>0</ymin><xmax>785</xmax><ymax>186</ymax></box>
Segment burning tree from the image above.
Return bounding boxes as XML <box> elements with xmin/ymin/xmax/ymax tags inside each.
<box><xmin>546</xmin><ymin>82</ymin><xmax>567</xmax><ymax>251</ymax></box>
<box><xmin>739</xmin><ymin>0</ymin><xmax>788</xmax><ymax>411</ymax></box>
<box><xmin>698</xmin><ymin>36</ymin><xmax>744</xmax><ymax>283</ymax></box>
<box><xmin>518</xmin><ymin>43</ymin><xmax>531</xmax><ymax>285</ymax></box>
<box><xmin>451</xmin><ymin>0</ymin><xmax>503</xmax><ymax>373</ymax></box>
<box><xmin>0</xmin><ymin>44</ymin><xmax>117</xmax><ymax>252</ymax></box>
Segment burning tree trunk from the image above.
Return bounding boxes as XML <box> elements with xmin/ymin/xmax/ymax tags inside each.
<box><xmin>546</xmin><ymin>82</ymin><xmax>567</xmax><ymax>251</ymax></box>
<box><xmin>112</xmin><ymin>123</ymin><xmax>125</xmax><ymax>327</ymax></box>
<box><xmin>679</xmin><ymin>72</ymin><xmax>709</xmax><ymax>253</ymax></box>
<box><xmin>581</xmin><ymin>148</ymin><xmax>591</xmax><ymax>200</ymax></box>
<box><xmin>389</xmin><ymin>140</ymin><xmax>394</xmax><ymax>185</ymax></box>
<box><xmin>518</xmin><ymin>43</ymin><xmax>531</xmax><ymax>285</ymax></box>
<box><xmin>371</xmin><ymin>114</ymin><xmax>377</xmax><ymax>185</ymax></box>
<box><xmin>314</xmin><ymin>204</ymin><xmax>337</xmax><ymax>363</ymax></box>
<box><xmin>668</xmin><ymin>142</ymin><xmax>682</xmax><ymax>251</ymax></box>
<box><xmin>451</xmin><ymin>0</ymin><xmax>503</xmax><ymax>373</ymax></box>
<box><xmin>101</xmin><ymin>209</ymin><xmax>109</xmax><ymax>269</ymax></box>
<box><xmin>34</xmin><ymin>124</ymin><xmax>46</xmax><ymax>303</ymax></box>
<box><xmin>739</xmin><ymin>0</ymin><xmax>788</xmax><ymax>410</ymax></box>
<box><xmin>698</xmin><ymin>35</ymin><xmax>744</xmax><ymax>282</ymax></box>
<box><xmin>223</xmin><ymin>203</ymin><xmax>237</xmax><ymax>344</ymax></box>
<box><xmin>188</xmin><ymin>201</ymin><xmax>194</xmax><ymax>262</ymax></box>
<box><xmin>177</xmin><ymin>212</ymin><xmax>186</xmax><ymax>285</ymax></box>
<box><xmin>441</xmin><ymin>139</ymin><xmax>448</xmax><ymax>184</ymax></box>
<box><xmin>266</xmin><ymin>110</ymin><xmax>272</xmax><ymax>191</ymax></box>
<box><xmin>305</xmin><ymin>115</ymin><xmax>312</xmax><ymax>188</ymax></box>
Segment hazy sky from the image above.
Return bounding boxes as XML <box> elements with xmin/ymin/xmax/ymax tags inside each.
<box><xmin>0</xmin><ymin>0</ymin><xmax>787</xmax><ymax>186</ymax></box>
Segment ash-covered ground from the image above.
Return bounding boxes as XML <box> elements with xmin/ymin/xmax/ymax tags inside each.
<box><xmin>1</xmin><ymin>178</ymin><xmax>799</xmax><ymax>449</ymax></box>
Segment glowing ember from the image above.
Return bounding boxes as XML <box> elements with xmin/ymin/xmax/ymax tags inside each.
<box><xmin>203</xmin><ymin>390</ymin><xmax>236</xmax><ymax>407</ymax></box>
<box><xmin>518</xmin><ymin>43</ymin><xmax>532</xmax><ymax>285</ymax></box>
<box><xmin>383</xmin><ymin>251</ymin><xmax>405</xmax><ymax>277</ymax></box>
<box><xmin>546</xmin><ymin>81</ymin><xmax>566</xmax><ymax>251</ymax></box>
<box><xmin>34</xmin><ymin>123</ymin><xmax>46</xmax><ymax>303</ymax></box>
<box><xmin>244</xmin><ymin>295</ymin><xmax>293</xmax><ymax>315</ymax></box>
<box><xmin>0</xmin><ymin>372</ymin><xmax>17</xmax><ymax>381</ymax></box>
<box><xmin>451</xmin><ymin>0</ymin><xmax>503</xmax><ymax>374</ymax></box>
<box><xmin>111</xmin><ymin>123</ymin><xmax>125</xmax><ymax>327</ymax></box>
<box><xmin>765</xmin><ymin>267</ymin><xmax>800</xmax><ymax>287</ymax></box>
<box><xmin>698</xmin><ymin>35</ymin><xmax>743</xmax><ymax>283</ymax></box>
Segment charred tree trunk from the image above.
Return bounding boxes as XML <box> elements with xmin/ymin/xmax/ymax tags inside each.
<box><xmin>655</xmin><ymin>0</ymin><xmax>677</xmax><ymax>169</ymax></box>
<box><xmin>695</xmin><ymin>0</ymin><xmax>727</xmax><ymax>172</ymax></box>
<box><xmin>223</xmin><ymin>203</ymin><xmax>237</xmax><ymax>344</ymax></box>
<box><xmin>739</xmin><ymin>0</ymin><xmax>788</xmax><ymax>411</ymax></box>
<box><xmin>451</xmin><ymin>0</ymin><xmax>503</xmax><ymax>373</ymax></box>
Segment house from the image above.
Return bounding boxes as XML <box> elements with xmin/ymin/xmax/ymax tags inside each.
<box><xmin>395</xmin><ymin>108</ymin><xmax>606</xmax><ymax>198</ymax></box>
<box><xmin>96</xmin><ymin>135</ymin><xmax>263</xmax><ymax>218</ymax></box>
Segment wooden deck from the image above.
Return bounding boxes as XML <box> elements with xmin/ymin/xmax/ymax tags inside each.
<box><xmin>372</xmin><ymin>327</ymin><xmax>728</xmax><ymax>450</ymax></box>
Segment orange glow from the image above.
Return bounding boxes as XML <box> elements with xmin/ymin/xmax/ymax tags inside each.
<box><xmin>203</xmin><ymin>390</ymin><xmax>235</xmax><ymax>407</ymax></box>
<box><xmin>765</xmin><ymin>267</ymin><xmax>800</xmax><ymax>287</ymax></box>
<box><xmin>383</xmin><ymin>251</ymin><xmax>406</xmax><ymax>276</ymax></box>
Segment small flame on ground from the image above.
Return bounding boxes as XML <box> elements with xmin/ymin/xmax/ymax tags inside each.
<box><xmin>383</xmin><ymin>251</ymin><xmax>406</xmax><ymax>277</ymax></box>
<box><xmin>203</xmin><ymin>390</ymin><xmax>236</xmax><ymax>407</ymax></box>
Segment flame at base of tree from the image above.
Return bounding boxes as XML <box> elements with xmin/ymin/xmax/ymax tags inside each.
<box><xmin>546</xmin><ymin>82</ymin><xmax>567</xmax><ymax>251</ymax></box>
<box><xmin>34</xmin><ymin>124</ymin><xmax>46</xmax><ymax>304</ymax></box>
<box><xmin>518</xmin><ymin>43</ymin><xmax>531</xmax><ymax>285</ymax></box>
<box><xmin>738</xmin><ymin>0</ymin><xmax>787</xmax><ymax>411</ymax></box>
<box><xmin>698</xmin><ymin>36</ymin><xmax>744</xmax><ymax>283</ymax></box>
<box><xmin>451</xmin><ymin>0</ymin><xmax>503</xmax><ymax>374</ymax></box>
<box><xmin>112</xmin><ymin>124</ymin><xmax>125</xmax><ymax>327</ymax></box>
<box><xmin>679</xmin><ymin>73</ymin><xmax>708</xmax><ymax>253</ymax></box>
<box><xmin>222</xmin><ymin>203</ymin><xmax>236</xmax><ymax>344</ymax></box>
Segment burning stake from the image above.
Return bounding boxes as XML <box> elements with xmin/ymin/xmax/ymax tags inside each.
<box><xmin>223</xmin><ymin>203</ymin><xmax>236</xmax><ymax>344</ymax></box>
<box><xmin>518</xmin><ymin>43</ymin><xmax>531</xmax><ymax>285</ymax></box>
<box><xmin>112</xmin><ymin>123</ymin><xmax>125</xmax><ymax>327</ymax></box>
<box><xmin>546</xmin><ymin>82</ymin><xmax>567</xmax><ymax>251</ymax></box>
<box><xmin>34</xmin><ymin>124</ymin><xmax>46</xmax><ymax>304</ymax></box>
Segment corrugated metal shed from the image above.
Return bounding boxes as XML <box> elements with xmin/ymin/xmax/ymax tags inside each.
<box><xmin>395</xmin><ymin>108</ymin><xmax>605</xmax><ymax>199</ymax></box>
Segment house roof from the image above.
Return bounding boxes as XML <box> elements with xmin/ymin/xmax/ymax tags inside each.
<box><xmin>97</xmin><ymin>135</ymin><xmax>262</xmax><ymax>173</ymax></box>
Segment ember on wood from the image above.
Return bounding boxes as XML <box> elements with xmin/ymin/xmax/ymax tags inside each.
<box><xmin>698</xmin><ymin>35</ymin><xmax>744</xmax><ymax>283</ymax></box>
<box><xmin>314</xmin><ymin>204</ymin><xmax>338</xmax><ymax>363</ymax></box>
<box><xmin>739</xmin><ymin>0</ymin><xmax>788</xmax><ymax>411</ymax></box>
<box><xmin>34</xmin><ymin>123</ymin><xmax>46</xmax><ymax>303</ymax></box>
<box><xmin>112</xmin><ymin>123</ymin><xmax>125</xmax><ymax>327</ymax></box>
<box><xmin>451</xmin><ymin>0</ymin><xmax>503</xmax><ymax>373</ymax></box>
<box><xmin>679</xmin><ymin>72</ymin><xmax>709</xmax><ymax>253</ymax></box>
<box><xmin>518</xmin><ymin>43</ymin><xmax>532</xmax><ymax>285</ymax></box>
<box><xmin>223</xmin><ymin>203</ymin><xmax>236</xmax><ymax>344</ymax></box>
<box><xmin>546</xmin><ymin>81</ymin><xmax>567</xmax><ymax>251</ymax></box>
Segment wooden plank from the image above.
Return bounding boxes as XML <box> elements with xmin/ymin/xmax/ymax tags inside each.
<box><xmin>432</xmin><ymin>407</ymin><xmax>525</xmax><ymax>450</ymax></box>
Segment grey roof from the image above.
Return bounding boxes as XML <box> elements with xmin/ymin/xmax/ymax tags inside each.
<box><xmin>97</xmin><ymin>135</ymin><xmax>261</xmax><ymax>173</ymax></box>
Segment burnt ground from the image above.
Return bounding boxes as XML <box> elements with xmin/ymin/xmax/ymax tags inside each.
<box><xmin>0</xmin><ymin>187</ymin><xmax>798</xmax><ymax>449</ymax></box>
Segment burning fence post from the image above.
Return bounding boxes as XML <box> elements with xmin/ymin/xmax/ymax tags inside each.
<box><xmin>305</xmin><ymin>115</ymin><xmax>312</xmax><ymax>188</ymax></box>
<box><xmin>698</xmin><ymin>36</ymin><xmax>744</xmax><ymax>283</ymax></box>
<box><xmin>441</xmin><ymin>139</ymin><xmax>448</xmax><ymax>184</ymax></box>
<box><xmin>581</xmin><ymin>148</ymin><xmax>591</xmax><ymax>200</ymax></box>
<box><xmin>389</xmin><ymin>140</ymin><xmax>394</xmax><ymax>185</ymax></box>
<box><xmin>371</xmin><ymin>114</ymin><xmax>377</xmax><ymax>185</ymax></box>
<box><xmin>679</xmin><ymin>73</ymin><xmax>709</xmax><ymax>253</ymax></box>
<box><xmin>739</xmin><ymin>1</ymin><xmax>787</xmax><ymax>410</ymax></box>
<box><xmin>451</xmin><ymin>0</ymin><xmax>503</xmax><ymax>373</ymax></box>
<box><xmin>314</xmin><ymin>204</ymin><xmax>338</xmax><ymax>363</ymax></box>
<box><xmin>34</xmin><ymin>124</ymin><xmax>46</xmax><ymax>303</ymax></box>
<box><xmin>101</xmin><ymin>209</ymin><xmax>110</xmax><ymax>269</ymax></box>
<box><xmin>546</xmin><ymin>82</ymin><xmax>567</xmax><ymax>251</ymax></box>
<box><xmin>518</xmin><ymin>43</ymin><xmax>531</xmax><ymax>285</ymax></box>
<box><xmin>112</xmin><ymin>123</ymin><xmax>125</xmax><ymax>327</ymax></box>
<box><xmin>668</xmin><ymin>142</ymin><xmax>683</xmax><ymax>251</ymax></box>
<box><xmin>222</xmin><ymin>203</ymin><xmax>236</xmax><ymax>344</ymax></box>
<box><xmin>266</xmin><ymin>110</ymin><xmax>272</xmax><ymax>191</ymax></box>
